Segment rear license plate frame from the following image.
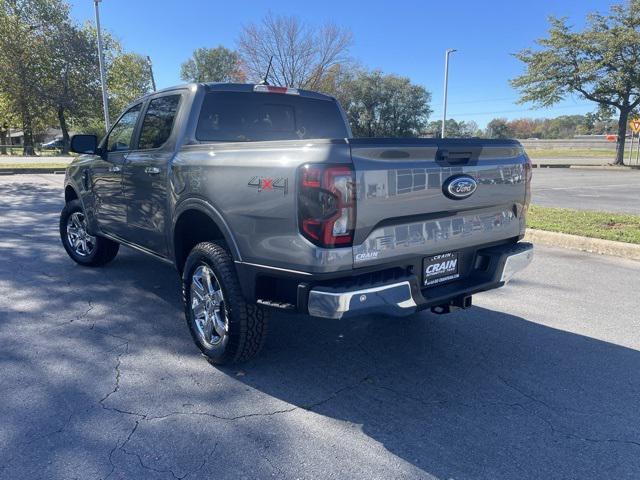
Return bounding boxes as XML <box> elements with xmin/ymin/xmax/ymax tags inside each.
<box><xmin>423</xmin><ymin>252</ymin><xmax>460</xmax><ymax>287</ymax></box>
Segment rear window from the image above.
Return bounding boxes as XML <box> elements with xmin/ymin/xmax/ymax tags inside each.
<box><xmin>196</xmin><ymin>91</ymin><xmax>348</xmax><ymax>142</ymax></box>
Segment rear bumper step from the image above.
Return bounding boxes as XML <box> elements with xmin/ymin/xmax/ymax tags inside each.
<box><xmin>307</xmin><ymin>242</ymin><xmax>533</xmax><ymax>319</ymax></box>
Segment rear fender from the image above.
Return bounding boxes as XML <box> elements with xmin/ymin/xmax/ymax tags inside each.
<box><xmin>171</xmin><ymin>197</ymin><xmax>242</xmax><ymax>263</ymax></box>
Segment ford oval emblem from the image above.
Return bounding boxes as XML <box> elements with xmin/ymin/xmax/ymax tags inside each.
<box><xmin>443</xmin><ymin>175</ymin><xmax>477</xmax><ymax>200</ymax></box>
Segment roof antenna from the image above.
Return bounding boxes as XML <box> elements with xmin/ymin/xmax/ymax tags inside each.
<box><xmin>259</xmin><ymin>56</ymin><xmax>273</xmax><ymax>85</ymax></box>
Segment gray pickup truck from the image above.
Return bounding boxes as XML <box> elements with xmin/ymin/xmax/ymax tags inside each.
<box><xmin>61</xmin><ymin>83</ymin><xmax>533</xmax><ymax>364</ymax></box>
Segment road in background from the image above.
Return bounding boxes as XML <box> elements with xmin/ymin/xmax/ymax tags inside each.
<box><xmin>1</xmin><ymin>174</ymin><xmax>639</xmax><ymax>480</ymax></box>
<box><xmin>532</xmin><ymin>168</ymin><xmax>640</xmax><ymax>214</ymax></box>
<box><xmin>529</xmin><ymin>157</ymin><xmax>611</xmax><ymax>166</ymax></box>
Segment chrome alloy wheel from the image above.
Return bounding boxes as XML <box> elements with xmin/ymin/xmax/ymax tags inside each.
<box><xmin>66</xmin><ymin>212</ymin><xmax>96</xmax><ymax>257</ymax></box>
<box><xmin>190</xmin><ymin>264</ymin><xmax>228</xmax><ymax>348</ymax></box>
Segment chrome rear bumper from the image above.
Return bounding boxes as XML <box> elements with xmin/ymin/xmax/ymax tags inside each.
<box><xmin>308</xmin><ymin>281</ymin><xmax>417</xmax><ymax>319</ymax></box>
<box><xmin>307</xmin><ymin>242</ymin><xmax>533</xmax><ymax>319</ymax></box>
<box><xmin>500</xmin><ymin>244</ymin><xmax>534</xmax><ymax>283</ymax></box>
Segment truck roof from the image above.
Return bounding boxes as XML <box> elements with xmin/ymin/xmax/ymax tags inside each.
<box><xmin>125</xmin><ymin>83</ymin><xmax>337</xmax><ymax>111</ymax></box>
<box><xmin>202</xmin><ymin>83</ymin><xmax>336</xmax><ymax>102</ymax></box>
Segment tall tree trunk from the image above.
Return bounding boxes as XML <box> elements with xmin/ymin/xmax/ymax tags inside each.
<box><xmin>0</xmin><ymin>129</ymin><xmax>7</xmax><ymax>155</ymax></box>
<box><xmin>615</xmin><ymin>108</ymin><xmax>630</xmax><ymax>166</ymax></box>
<box><xmin>57</xmin><ymin>106</ymin><xmax>70</xmax><ymax>155</ymax></box>
<box><xmin>22</xmin><ymin>111</ymin><xmax>35</xmax><ymax>156</ymax></box>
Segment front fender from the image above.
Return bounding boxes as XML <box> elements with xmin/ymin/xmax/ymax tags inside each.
<box><xmin>64</xmin><ymin>164</ymin><xmax>99</xmax><ymax>234</ymax></box>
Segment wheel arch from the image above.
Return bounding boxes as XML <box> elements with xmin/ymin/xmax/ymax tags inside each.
<box><xmin>64</xmin><ymin>184</ymin><xmax>80</xmax><ymax>203</ymax></box>
<box><xmin>172</xmin><ymin>198</ymin><xmax>242</xmax><ymax>273</ymax></box>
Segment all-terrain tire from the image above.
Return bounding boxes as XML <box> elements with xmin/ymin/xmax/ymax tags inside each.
<box><xmin>182</xmin><ymin>241</ymin><xmax>269</xmax><ymax>365</ymax></box>
<box><xmin>60</xmin><ymin>199</ymin><xmax>119</xmax><ymax>267</ymax></box>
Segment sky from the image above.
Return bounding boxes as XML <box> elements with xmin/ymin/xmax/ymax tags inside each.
<box><xmin>69</xmin><ymin>0</ymin><xmax>617</xmax><ymax>128</ymax></box>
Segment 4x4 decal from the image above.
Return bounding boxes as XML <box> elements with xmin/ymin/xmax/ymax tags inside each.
<box><xmin>248</xmin><ymin>176</ymin><xmax>288</xmax><ymax>194</ymax></box>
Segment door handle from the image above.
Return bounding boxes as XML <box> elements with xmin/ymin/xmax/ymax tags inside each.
<box><xmin>108</xmin><ymin>165</ymin><xmax>121</xmax><ymax>173</ymax></box>
<box><xmin>145</xmin><ymin>167</ymin><xmax>160</xmax><ymax>175</ymax></box>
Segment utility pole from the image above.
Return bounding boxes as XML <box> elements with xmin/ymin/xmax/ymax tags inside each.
<box><xmin>441</xmin><ymin>48</ymin><xmax>456</xmax><ymax>138</ymax></box>
<box><xmin>146</xmin><ymin>56</ymin><xmax>157</xmax><ymax>92</ymax></box>
<box><xmin>94</xmin><ymin>0</ymin><xmax>110</xmax><ymax>132</ymax></box>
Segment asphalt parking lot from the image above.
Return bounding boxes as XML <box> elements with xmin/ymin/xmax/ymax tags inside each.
<box><xmin>532</xmin><ymin>168</ymin><xmax>640</xmax><ymax>214</ymax></box>
<box><xmin>1</xmin><ymin>174</ymin><xmax>639</xmax><ymax>479</ymax></box>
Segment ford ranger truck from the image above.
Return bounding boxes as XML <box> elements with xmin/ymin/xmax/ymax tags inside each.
<box><xmin>61</xmin><ymin>83</ymin><xmax>533</xmax><ymax>365</ymax></box>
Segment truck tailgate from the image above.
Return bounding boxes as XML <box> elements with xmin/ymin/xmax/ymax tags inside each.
<box><xmin>349</xmin><ymin>138</ymin><xmax>529</xmax><ymax>268</ymax></box>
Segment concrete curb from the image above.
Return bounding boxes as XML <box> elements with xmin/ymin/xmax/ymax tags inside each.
<box><xmin>0</xmin><ymin>168</ymin><xmax>67</xmax><ymax>175</ymax></box>
<box><xmin>525</xmin><ymin>229</ymin><xmax>640</xmax><ymax>262</ymax></box>
<box><xmin>568</xmin><ymin>165</ymin><xmax>640</xmax><ymax>171</ymax></box>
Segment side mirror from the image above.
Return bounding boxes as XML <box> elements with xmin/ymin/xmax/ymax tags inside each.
<box><xmin>70</xmin><ymin>134</ymin><xmax>98</xmax><ymax>154</ymax></box>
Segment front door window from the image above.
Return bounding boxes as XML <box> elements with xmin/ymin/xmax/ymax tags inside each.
<box><xmin>107</xmin><ymin>104</ymin><xmax>142</xmax><ymax>152</ymax></box>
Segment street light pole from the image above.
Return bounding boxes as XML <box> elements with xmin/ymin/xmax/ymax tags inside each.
<box><xmin>441</xmin><ymin>48</ymin><xmax>456</xmax><ymax>138</ymax></box>
<box><xmin>146</xmin><ymin>56</ymin><xmax>157</xmax><ymax>92</ymax></box>
<box><xmin>94</xmin><ymin>0</ymin><xmax>110</xmax><ymax>132</ymax></box>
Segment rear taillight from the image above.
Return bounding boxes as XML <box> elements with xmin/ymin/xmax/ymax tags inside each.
<box><xmin>523</xmin><ymin>153</ymin><xmax>532</xmax><ymax>208</ymax></box>
<box><xmin>298</xmin><ymin>164</ymin><xmax>356</xmax><ymax>248</ymax></box>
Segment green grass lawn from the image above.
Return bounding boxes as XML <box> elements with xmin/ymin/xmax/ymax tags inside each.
<box><xmin>0</xmin><ymin>148</ymin><xmax>70</xmax><ymax>157</ymax></box>
<box><xmin>528</xmin><ymin>205</ymin><xmax>640</xmax><ymax>244</ymax></box>
<box><xmin>526</xmin><ymin>148</ymin><xmax>614</xmax><ymax>159</ymax></box>
<box><xmin>0</xmin><ymin>163</ymin><xmax>69</xmax><ymax>169</ymax></box>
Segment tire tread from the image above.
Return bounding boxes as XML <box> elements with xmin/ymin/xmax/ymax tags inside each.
<box><xmin>182</xmin><ymin>241</ymin><xmax>269</xmax><ymax>364</ymax></box>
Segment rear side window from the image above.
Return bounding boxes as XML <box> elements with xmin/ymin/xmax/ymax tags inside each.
<box><xmin>138</xmin><ymin>94</ymin><xmax>181</xmax><ymax>150</ymax></box>
<box><xmin>196</xmin><ymin>91</ymin><xmax>348</xmax><ymax>142</ymax></box>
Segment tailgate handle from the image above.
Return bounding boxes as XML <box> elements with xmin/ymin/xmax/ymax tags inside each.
<box><xmin>438</xmin><ymin>149</ymin><xmax>472</xmax><ymax>164</ymax></box>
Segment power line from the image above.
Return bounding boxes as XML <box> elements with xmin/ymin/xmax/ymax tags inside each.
<box><xmin>445</xmin><ymin>96</ymin><xmax>520</xmax><ymax>106</ymax></box>
<box><xmin>430</xmin><ymin>103</ymin><xmax>591</xmax><ymax>118</ymax></box>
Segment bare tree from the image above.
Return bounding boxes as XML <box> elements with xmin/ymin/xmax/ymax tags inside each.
<box><xmin>238</xmin><ymin>13</ymin><xmax>352</xmax><ymax>89</ymax></box>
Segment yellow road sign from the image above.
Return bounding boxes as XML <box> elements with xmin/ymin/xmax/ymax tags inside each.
<box><xmin>630</xmin><ymin>118</ymin><xmax>640</xmax><ymax>134</ymax></box>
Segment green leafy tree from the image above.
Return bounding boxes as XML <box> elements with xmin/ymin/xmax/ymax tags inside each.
<box><xmin>40</xmin><ymin>22</ymin><xmax>100</xmax><ymax>153</ymax></box>
<box><xmin>66</xmin><ymin>27</ymin><xmax>152</xmax><ymax>135</ymax></box>
<box><xmin>486</xmin><ymin>118</ymin><xmax>512</xmax><ymax>139</ymax></box>
<box><xmin>0</xmin><ymin>0</ymin><xmax>66</xmax><ymax>155</ymax></box>
<box><xmin>534</xmin><ymin>115</ymin><xmax>585</xmax><ymax>139</ymax></box>
<box><xmin>180</xmin><ymin>46</ymin><xmax>245</xmax><ymax>83</ymax></box>
<box><xmin>0</xmin><ymin>93</ymin><xmax>17</xmax><ymax>154</ymax></box>
<box><xmin>333</xmin><ymin>69</ymin><xmax>432</xmax><ymax>138</ymax></box>
<box><xmin>506</xmin><ymin>118</ymin><xmax>539</xmax><ymax>138</ymax></box>
<box><xmin>579</xmin><ymin>109</ymin><xmax>620</xmax><ymax>135</ymax></box>
<box><xmin>425</xmin><ymin>119</ymin><xmax>478</xmax><ymax>138</ymax></box>
<box><xmin>511</xmin><ymin>2</ymin><xmax>640</xmax><ymax>164</ymax></box>
<box><xmin>107</xmin><ymin>52</ymin><xmax>153</xmax><ymax>123</ymax></box>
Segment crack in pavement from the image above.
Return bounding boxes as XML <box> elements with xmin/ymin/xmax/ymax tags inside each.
<box><xmin>262</xmin><ymin>449</ymin><xmax>285</xmax><ymax>479</ymax></box>
<box><xmin>45</xmin><ymin>298</ymin><xmax>95</xmax><ymax>330</ymax></box>
<box><xmin>92</xmin><ymin>343</ymin><xmax>375</xmax><ymax>477</ymax></box>
<box><xmin>488</xmin><ymin>366</ymin><xmax>640</xmax><ymax>449</ymax></box>
<box><xmin>76</xmin><ymin>299</ymin><xmax>94</xmax><ymax>322</ymax></box>
<box><xmin>118</xmin><ymin>424</ymin><xmax>217</xmax><ymax>480</ymax></box>
<box><xmin>105</xmin><ymin>420</ymin><xmax>140</xmax><ymax>480</ymax></box>
<box><xmin>99</xmin><ymin>342</ymin><xmax>130</xmax><ymax>410</ymax></box>
<box><xmin>527</xmin><ymin>408</ymin><xmax>640</xmax><ymax>450</ymax></box>
<box><xmin>360</xmin><ymin>378</ymin><xmax>640</xmax><ymax>451</ymax></box>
